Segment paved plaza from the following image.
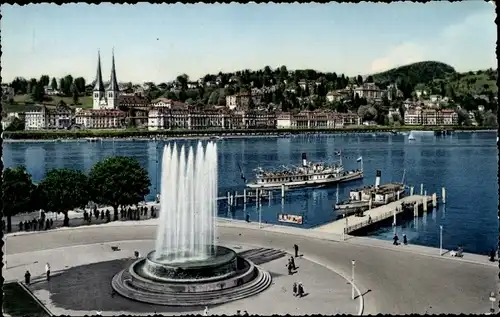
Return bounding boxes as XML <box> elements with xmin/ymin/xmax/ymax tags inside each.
<box><xmin>4</xmin><ymin>219</ymin><xmax>498</xmax><ymax>315</ymax></box>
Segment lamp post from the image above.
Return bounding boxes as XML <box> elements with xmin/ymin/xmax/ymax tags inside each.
<box><xmin>344</xmin><ymin>214</ymin><xmax>349</xmax><ymax>241</ymax></box>
<box><xmin>489</xmin><ymin>292</ymin><xmax>496</xmax><ymax>314</ymax></box>
<box><xmin>439</xmin><ymin>225</ymin><xmax>443</xmax><ymax>256</ymax></box>
<box><xmin>351</xmin><ymin>260</ymin><xmax>356</xmax><ymax>300</ymax></box>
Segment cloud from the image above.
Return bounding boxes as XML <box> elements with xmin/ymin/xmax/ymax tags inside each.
<box><xmin>370</xmin><ymin>10</ymin><xmax>496</xmax><ymax>73</ymax></box>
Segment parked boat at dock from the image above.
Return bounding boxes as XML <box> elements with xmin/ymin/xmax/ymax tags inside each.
<box><xmin>334</xmin><ymin>169</ymin><xmax>406</xmax><ymax>219</ymax></box>
<box><xmin>246</xmin><ymin>152</ymin><xmax>363</xmax><ymax>190</ymax></box>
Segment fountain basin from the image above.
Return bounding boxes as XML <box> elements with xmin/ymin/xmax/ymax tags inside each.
<box><xmin>111</xmin><ymin>245</ymin><xmax>272</xmax><ymax>306</ymax></box>
<box><xmin>138</xmin><ymin>246</ymin><xmax>238</xmax><ymax>281</ymax></box>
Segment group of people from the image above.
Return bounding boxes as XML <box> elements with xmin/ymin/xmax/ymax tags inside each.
<box><xmin>292</xmin><ymin>282</ymin><xmax>306</xmax><ymax>297</ymax></box>
<box><xmin>393</xmin><ymin>233</ymin><xmax>408</xmax><ymax>245</ymax></box>
<box><xmin>17</xmin><ymin>212</ymin><xmax>54</xmax><ymax>232</ymax></box>
<box><xmin>83</xmin><ymin>205</ymin><xmax>157</xmax><ymax>224</ymax></box>
<box><xmin>24</xmin><ymin>262</ymin><xmax>51</xmax><ymax>285</ymax></box>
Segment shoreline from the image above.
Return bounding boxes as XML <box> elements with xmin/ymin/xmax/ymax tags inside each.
<box><xmin>3</xmin><ymin>127</ymin><xmax>496</xmax><ymax>142</ymax></box>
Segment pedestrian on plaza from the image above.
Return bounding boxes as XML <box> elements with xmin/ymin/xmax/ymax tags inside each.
<box><xmin>38</xmin><ymin>218</ymin><xmax>44</xmax><ymax>230</ymax></box>
<box><xmin>83</xmin><ymin>211</ymin><xmax>88</xmax><ymax>222</ymax></box>
<box><xmin>19</xmin><ymin>221</ymin><xmax>24</xmax><ymax>231</ymax></box>
<box><xmin>393</xmin><ymin>233</ymin><xmax>399</xmax><ymax>245</ymax></box>
<box><xmin>93</xmin><ymin>207</ymin><xmax>99</xmax><ymax>220</ymax></box>
<box><xmin>32</xmin><ymin>219</ymin><xmax>38</xmax><ymax>231</ymax></box>
<box><xmin>489</xmin><ymin>248</ymin><xmax>496</xmax><ymax>262</ymax></box>
<box><xmin>294</xmin><ymin>244</ymin><xmax>299</xmax><ymax>257</ymax></box>
<box><xmin>297</xmin><ymin>282</ymin><xmax>305</xmax><ymax>298</ymax></box>
<box><xmin>287</xmin><ymin>261</ymin><xmax>293</xmax><ymax>275</ymax></box>
<box><xmin>292</xmin><ymin>282</ymin><xmax>298</xmax><ymax>296</ymax></box>
<box><xmin>203</xmin><ymin>306</ymin><xmax>209</xmax><ymax>316</ymax></box>
<box><xmin>100</xmin><ymin>210</ymin><xmax>104</xmax><ymax>220</ymax></box>
<box><xmin>113</xmin><ymin>209</ymin><xmax>118</xmax><ymax>221</ymax></box>
<box><xmin>236</xmin><ymin>310</ymin><xmax>241</xmax><ymax>316</ymax></box>
<box><xmin>45</xmin><ymin>262</ymin><xmax>51</xmax><ymax>281</ymax></box>
<box><xmin>24</xmin><ymin>270</ymin><xmax>31</xmax><ymax>285</ymax></box>
<box><xmin>49</xmin><ymin>218</ymin><xmax>53</xmax><ymax>228</ymax></box>
<box><xmin>290</xmin><ymin>256</ymin><xmax>296</xmax><ymax>270</ymax></box>
<box><xmin>403</xmin><ymin>234</ymin><xmax>408</xmax><ymax>245</ymax></box>
<box><xmin>243</xmin><ymin>311</ymin><xmax>249</xmax><ymax>316</ymax></box>
<box><xmin>45</xmin><ymin>219</ymin><xmax>50</xmax><ymax>230</ymax></box>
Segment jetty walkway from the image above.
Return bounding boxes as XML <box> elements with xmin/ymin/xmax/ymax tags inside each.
<box><xmin>314</xmin><ymin>194</ymin><xmax>434</xmax><ymax>235</ymax></box>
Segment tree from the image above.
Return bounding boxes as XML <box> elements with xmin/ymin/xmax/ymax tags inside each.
<box><xmin>74</xmin><ymin>77</ymin><xmax>86</xmax><ymax>94</ymax></box>
<box><xmin>50</xmin><ymin>77</ymin><xmax>58</xmax><ymax>91</ymax></box>
<box><xmin>357</xmin><ymin>105</ymin><xmax>378</xmax><ymax>121</ymax></box>
<box><xmin>37</xmin><ymin>168</ymin><xmax>90</xmax><ymax>226</ymax></box>
<box><xmin>2</xmin><ymin>166</ymin><xmax>36</xmax><ymax>232</ymax></box>
<box><xmin>208</xmin><ymin>90</ymin><xmax>220</xmax><ymax>105</ymax></box>
<box><xmin>89</xmin><ymin>157</ymin><xmax>151</xmax><ymax>215</ymax></box>
<box><xmin>31</xmin><ymin>81</ymin><xmax>45</xmax><ymax>102</ymax></box>
<box><xmin>366</xmin><ymin>75</ymin><xmax>374</xmax><ymax>83</ymax></box>
<box><xmin>72</xmin><ymin>84</ymin><xmax>79</xmax><ymax>105</ymax></box>
<box><xmin>39</xmin><ymin>75</ymin><xmax>50</xmax><ymax>87</ymax></box>
<box><xmin>4</xmin><ymin>117</ymin><xmax>25</xmax><ymax>131</ymax></box>
<box><xmin>483</xmin><ymin>111</ymin><xmax>497</xmax><ymax>127</ymax></box>
<box><xmin>357</xmin><ymin>75</ymin><xmax>364</xmax><ymax>86</ymax></box>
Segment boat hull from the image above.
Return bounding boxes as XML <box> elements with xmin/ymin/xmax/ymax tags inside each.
<box><xmin>246</xmin><ymin>171</ymin><xmax>363</xmax><ymax>190</ymax></box>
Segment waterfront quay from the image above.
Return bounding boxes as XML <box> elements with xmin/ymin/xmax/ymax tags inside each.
<box><xmin>314</xmin><ymin>194</ymin><xmax>436</xmax><ymax>236</ymax></box>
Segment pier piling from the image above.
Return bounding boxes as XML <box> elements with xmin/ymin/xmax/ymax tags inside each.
<box><xmin>243</xmin><ymin>189</ymin><xmax>247</xmax><ymax>204</ymax></box>
<box><xmin>422</xmin><ymin>197</ymin><xmax>427</xmax><ymax>212</ymax></box>
<box><xmin>424</xmin><ymin>190</ymin><xmax>427</xmax><ymax>196</ymax></box>
<box><xmin>420</xmin><ymin>184</ymin><xmax>424</xmax><ymax>195</ymax></box>
<box><xmin>281</xmin><ymin>184</ymin><xmax>286</xmax><ymax>199</ymax></box>
<box><xmin>368</xmin><ymin>199</ymin><xmax>372</xmax><ymax>210</ymax></box>
<box><xmin>432</xmin><ymin>193</ymin><xmax>437</xmax><ymax>208</ymax></box>
<box><xmin>413</xmin><ymin>203</ymin><xmax>418</xmax><ymax>217</ymax></box>
<box><xmin>227</xmin><ymin>192</ymin><xmax>230</xmax><ymax>205</ymax></box>
<box><xmin>441</xmin><ymin>187</ymin><xmax>446</xmax><ymax>204</ymax></box>
<box><xmin>410</xmin><ymin>186</ymin><xmax>414</xmax><ymax>196</ymax></box>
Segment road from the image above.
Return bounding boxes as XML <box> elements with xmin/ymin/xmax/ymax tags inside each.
<box><xmin>5</xmin><ymin>225</ymin><xmax>497</xmax><ymax>314</ymax></box>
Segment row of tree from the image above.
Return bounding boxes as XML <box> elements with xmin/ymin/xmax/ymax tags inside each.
<box><xmin>9</xmin><ymin>75</ymin><xmax>87</xmax><ymax>103</ymax></box>
<box><xmin>2</xmin><ymin>156</ymin><xmax>151</xmax><ymax>232</ymax></box>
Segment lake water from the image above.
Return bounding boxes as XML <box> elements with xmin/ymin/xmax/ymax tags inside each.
<box><xmin>3</xmin><ymin>132</ymin><xmax>498</xmax><ymax>254</ymax></box>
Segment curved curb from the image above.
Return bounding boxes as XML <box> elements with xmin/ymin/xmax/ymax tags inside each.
<box><xmin>6</xmin><ymin>221</ymin><xmax>495</xmax><ymax>268</ymax></box>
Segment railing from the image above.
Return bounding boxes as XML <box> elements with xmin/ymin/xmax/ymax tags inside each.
<box><xmin>343</xmin><ymin>196</ymin><xmax>432</xmax><ymax>234</ymax></box>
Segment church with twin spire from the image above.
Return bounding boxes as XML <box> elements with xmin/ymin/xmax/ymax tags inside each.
<box><xmin>93</xmin><ymin>50</ymin><xmax>120</xmax><ymax>110</ymax></box>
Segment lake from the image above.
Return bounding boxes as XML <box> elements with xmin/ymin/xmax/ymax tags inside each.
<box><xmin>3</xmin><ymin>131</ymin><xmax>498</xmax><ymax>254</ymax></box>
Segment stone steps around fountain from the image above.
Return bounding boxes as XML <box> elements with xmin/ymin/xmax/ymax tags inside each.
<box><xmin>111</xmin><ymin>266</ymin><xmax>272</xmax><ymax>306</ymax></box>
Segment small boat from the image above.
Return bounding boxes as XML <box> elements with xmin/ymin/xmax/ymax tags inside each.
<box><xmin>408</xmin><ymin>133</ymin><xmax>416</xmax><ymax>141</ymax></box>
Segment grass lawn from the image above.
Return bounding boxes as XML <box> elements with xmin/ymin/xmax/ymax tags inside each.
<box><xmin>3</xmin><ymin>282</ymin><xmax>50</xmax><ymax>317</ymax></box>
<box><xmin>13</xmin><ymin>94</ymin><xmax>93</xmax><ymax>108</ymax></box>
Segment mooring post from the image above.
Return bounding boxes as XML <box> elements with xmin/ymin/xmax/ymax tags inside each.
<box><xmin>410</xmin><ymin>186</ymin><xmax>414</xmax><ymax>196</ymax></box>
<box><xmin>368</xmin><ymin>198</ymin><xmax>372</xmax><ymax>210</ymax></box>
<box><xmin>396</xmin><ymin>191</ymin><xmax>400</xmax><ymax>201</ymax></box>
<box><xmin>422</xmin><ymin>197</ymin><xmax>427</xmax><ymax>212</ymax></box>
<box><xmin>432</xmin><ymin>193</ymin><xmax>437</xmax><ymax>208</ymax></box>
<box><xmin>281</xmin><ymin>184</ymin><xmax>285</xmax><ymax>199</ymax></box>
<box><xmin>441</xmin><ymin>187</ymin><xmax>446</xmax><ymax>204</ymax></box>
<box><xmin>420</xmin><ymin>183</ymin><xmax>424</xmax><ymax>195</ymax></box>
<box><xmin>413</xmin><ymin>203</ymin><xmax>418</xmax><ymax>217</ymax></box>
<box><xmin>424</xmin><ymin>190</ymin><xmax>427</xmax><ymax>197</ymax></box>
<box><xmin>243</xmin><ymin>189</ymin><xmax>247</xmax><ymax>204</ymax></box>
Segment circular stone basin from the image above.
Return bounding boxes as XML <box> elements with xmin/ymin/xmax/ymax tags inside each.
<box><xmin>136</xmin><ymin>245</ymin><xmax>238</xmax><ymax>281</ymax></box>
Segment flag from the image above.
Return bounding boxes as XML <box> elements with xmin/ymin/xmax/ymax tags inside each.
<box><xmin>356</xmin><ymin>156</ymin><xmax>363</xmax><ymax>162</ymax></box>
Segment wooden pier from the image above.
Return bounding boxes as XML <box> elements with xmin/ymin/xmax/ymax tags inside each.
<box><xmin>217</xmin><ymin>189</ymin><xmax>272</xmax><ymax>205</ymax></box>
<box><xmin>314</xmin><ymin>194</ymin><xmax>437</xmax><ymax>236</ymax></box>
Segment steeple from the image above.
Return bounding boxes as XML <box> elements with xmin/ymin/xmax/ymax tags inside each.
<box><xmin>108</xmin><ymin>48</ymin><xmax>119</xmax><ymax>92</ymax></box>
<box><xmin>93</xmin><ymin>50</ymin><xmax>105</xmax><ymax>92</ymax></box>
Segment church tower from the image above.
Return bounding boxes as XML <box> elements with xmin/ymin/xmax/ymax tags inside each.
<box><xmin>106</xmin><ymin>49</ymin><xmax>120</xmax><ymax>109</ymax></box>
<box><xmin>92</xmin><ymin>51</ymin><xmax>106</xmax><ymax>110</ymax></box>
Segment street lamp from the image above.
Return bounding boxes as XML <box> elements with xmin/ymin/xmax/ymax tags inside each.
<box><xmin>351</xmin><ymin>260</ymin><xmax>356</xmax><ymax>300</ymax></box>
<box><xmin>439</xmin><ymin>225</ymin><xmax>443</xmax><ymax>256</ymax></box>
<box><xmin>344</xmin><ymin>214</ymin><xmax>349</xmax><ymax>241</ymax></box>
<box><xmin>489</xmin><ymin>292</ymin><xmax>496</xmax><ymax>314</ymax></box>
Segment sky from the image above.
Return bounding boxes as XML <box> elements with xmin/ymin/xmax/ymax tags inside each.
<box><xmin>1</xmin><ymin>2</ymin><xmax>497</xmax><ymax>84</ymax></box>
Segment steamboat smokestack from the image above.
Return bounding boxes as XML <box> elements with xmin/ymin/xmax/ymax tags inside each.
<box><xmin>302</xmin><ymin>153</ymin><xmax>307</xmax><ymax>167</ymax></box>
<box><xmin>375</xmin><ymin>170</ymin><xmax>381</xmax><ymax>188</ymax></box>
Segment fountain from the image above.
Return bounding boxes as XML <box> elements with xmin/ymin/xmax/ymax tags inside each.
<box><xmin>111</xmin><ymin>141</ymin><xmax>271</xmax><ymax>306</ymax></box>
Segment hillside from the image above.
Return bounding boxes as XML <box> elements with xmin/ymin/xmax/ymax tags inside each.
<box><xmin>372</xmin><ymin>61</ymin><xmax>456</xmax><ymax>89</ymax></box>
<box><xmin>430</xmin><ymin>69</ymin><xmax>497</xmax><ymax>96</ymax></box>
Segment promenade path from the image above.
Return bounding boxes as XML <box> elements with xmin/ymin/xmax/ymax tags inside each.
<box><xmin>4</xmin><ymin>218</ymin><xmax>497</xmax><ymax>315</ymax></box>
<box><xmin>314</xmin><ymin>195</ymin><xmax>430</xmax><ymax>235</ymax></box>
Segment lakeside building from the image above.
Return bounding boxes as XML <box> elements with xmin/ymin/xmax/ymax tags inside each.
<box><xmin>148</xmin><ymin>108</ymin><xmax>276</xmax><ymax>131</ymax></box>
<box><xmin>403</xmin><ymin>107</ymin><xmax>458</xmax><ymax>125</ymax></box>
<box><xmin>24</xmin><ymin>103</ymin><xmax>73</xmax><ymax>130</ymax></box>
<box><xmin>276</xmin><ymin>110</ymin><xmax>361</xmax><ymax>129</ymax></box>
<box><xmin>225</xmin><ymin>92</ymin><xmax>251</xmax><ymax>110</ymax></box>
<box><xmin>74</xmin><ymin>109</ymin><xmax>126</xmax><ymax>129</ymax></box>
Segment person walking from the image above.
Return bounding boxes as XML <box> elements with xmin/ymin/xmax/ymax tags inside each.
<box><xmin>393</xmin><ymin>233</ymin><xmax>399</xmax><ymax>245</ymax></box>
<box><xmin>297</xmin><ymin>282</ymin><xmax>305</xmax><ymax>298</ymax></box>
<box><xmin>45</xmin><ymin>262</ymin><xmax>51</xmax><ymax>281</ymax></box>
<box><xmin>203</xmin><ymin>306</ymin><xmax>209</xmax><ymax>316</ymax></box>
<box><xmin>292</xmin><ymin>282</ymin><xmax>298</xmax><ymax>296</ymax></box>
<box><xmin>403</xmin><ymin>234</ymin><xmax>408</xmax><ymax>245</ymax></box>
<box><xmin>24</xmin><ymin>270</ymin><xmax>31</xmax><ymax>285</ymax></box>
<box><xmin>294</xmin><ymin>244</ymin><xmax>299</xmax><ymax>257</ymax></box>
